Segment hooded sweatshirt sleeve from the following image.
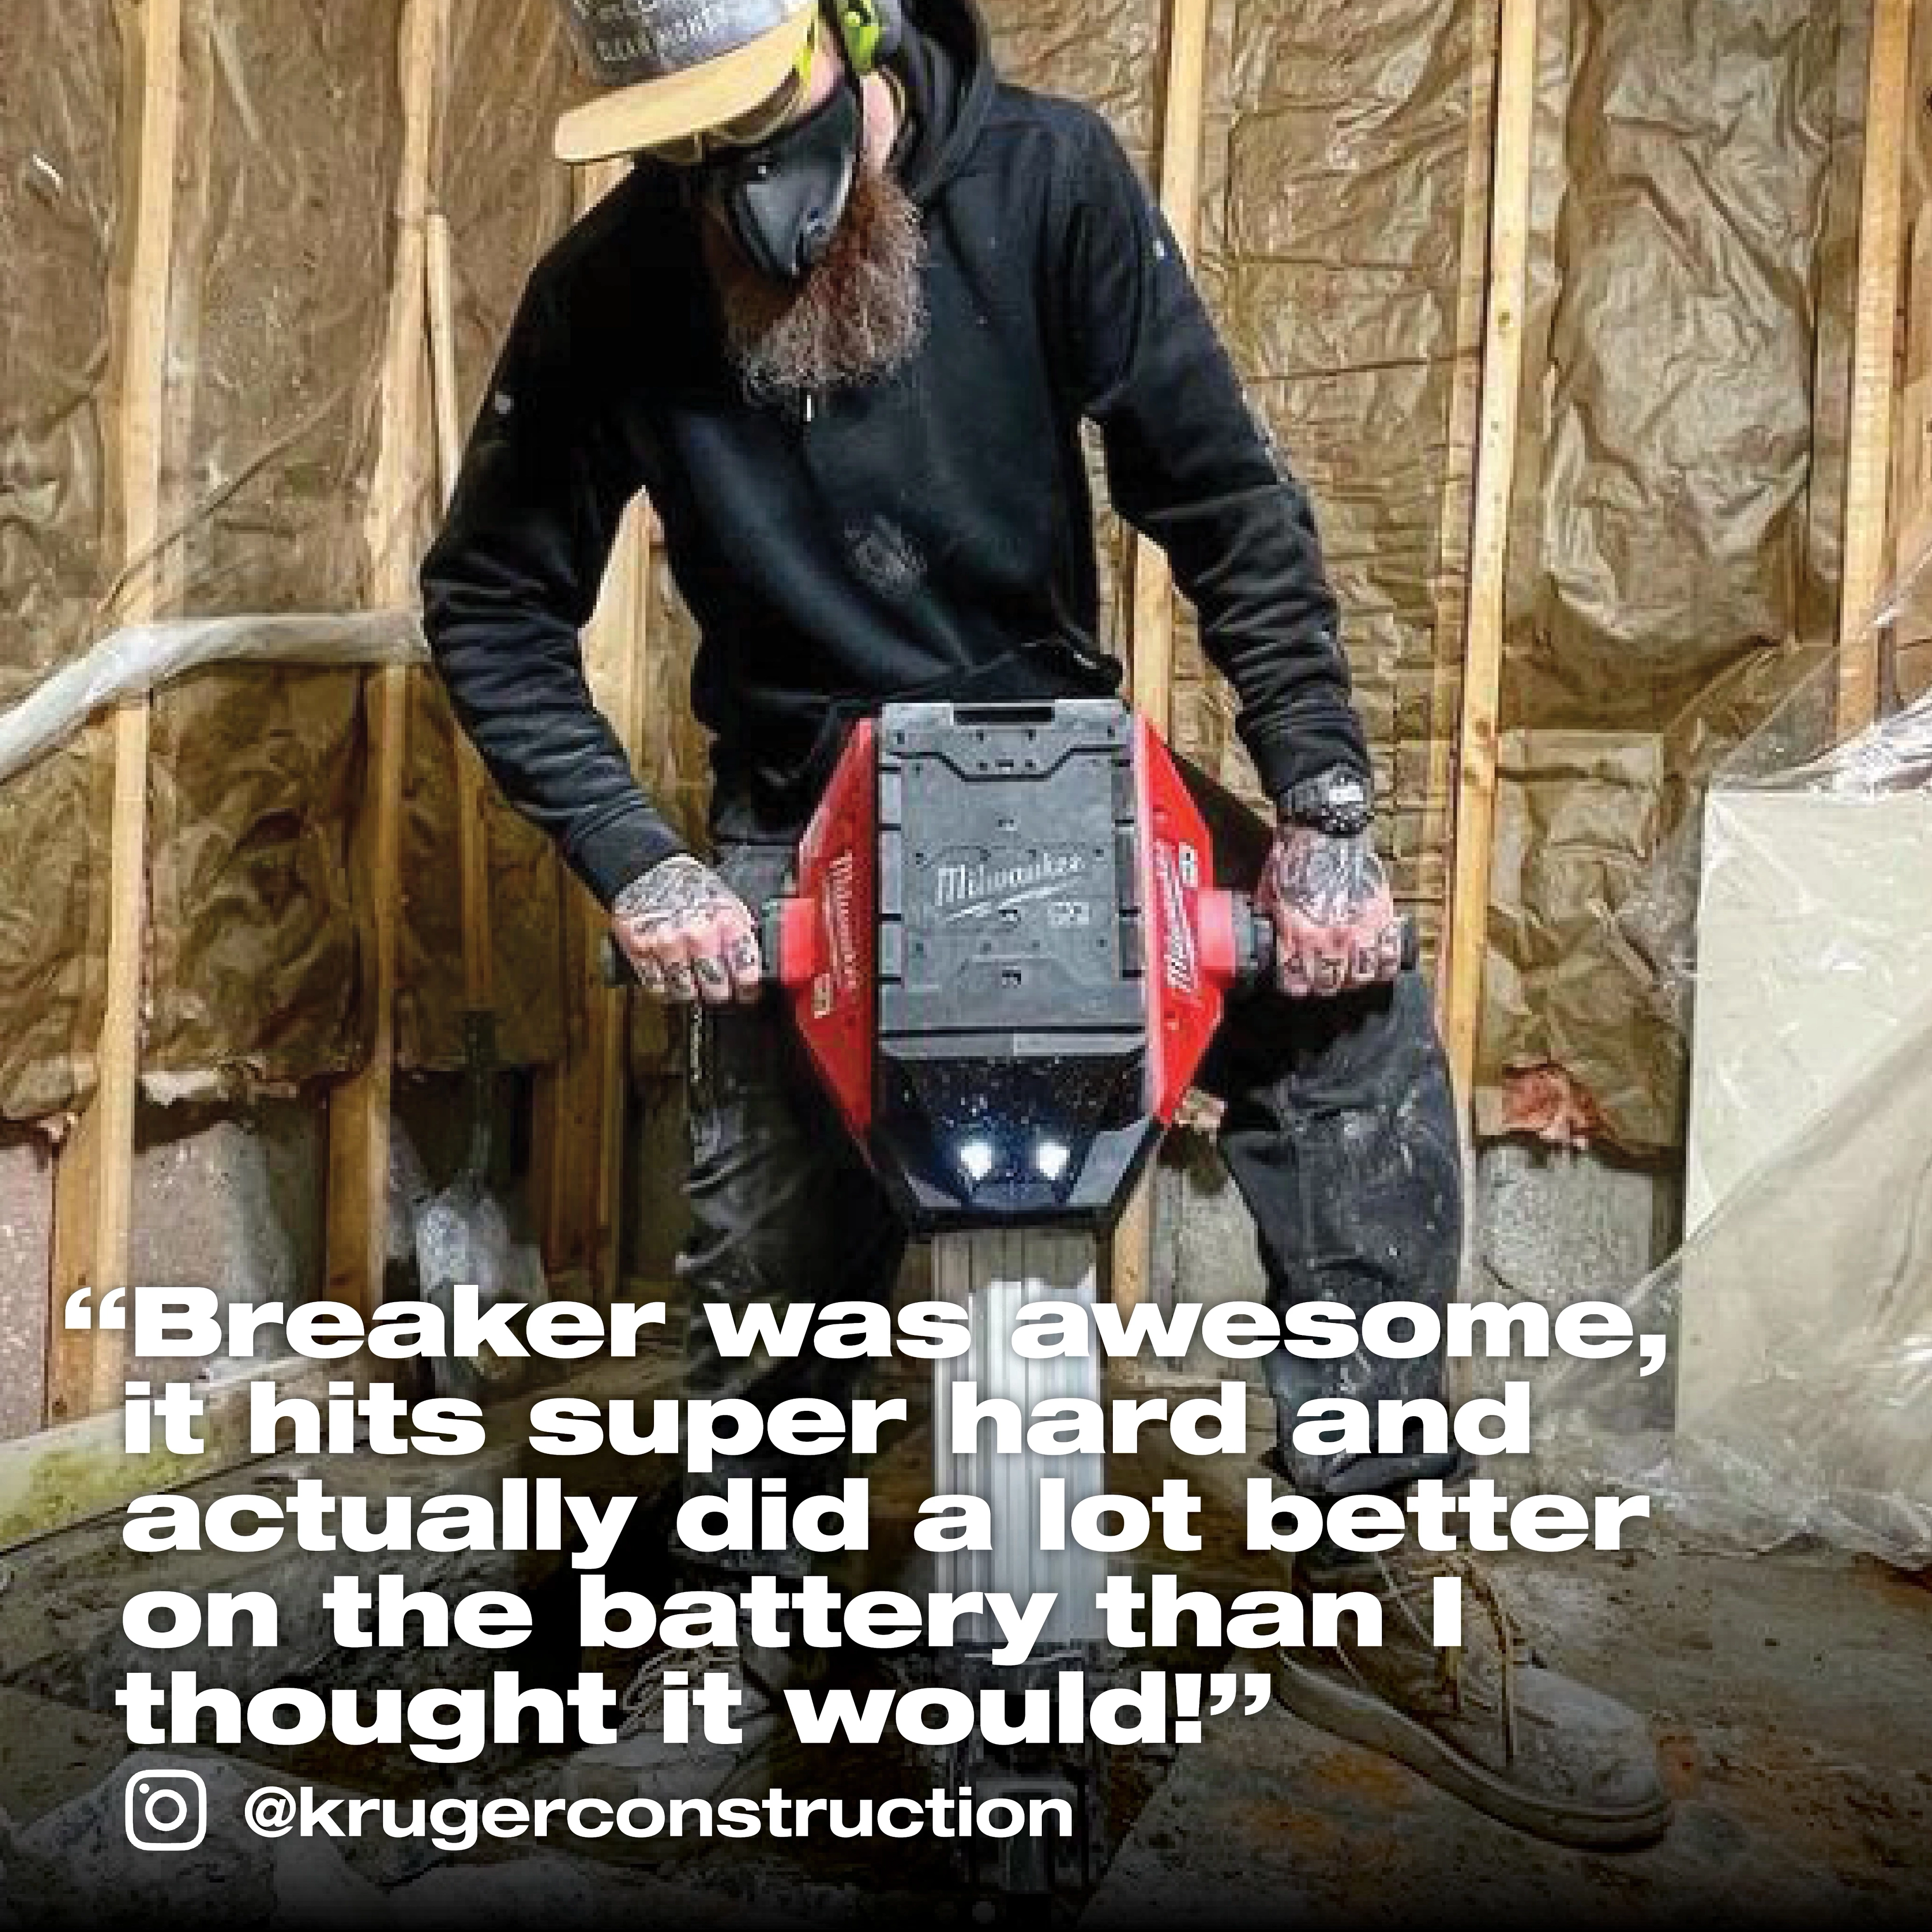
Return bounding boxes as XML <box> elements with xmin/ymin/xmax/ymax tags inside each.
<box><xmin>419</xmin><ymin>273</ymin><xmax>687</xmax><ymax>908</ymax></box>
<box><xmin>1052</xmin><ymin>108</ymin><xmax>1370</xmax><ymax>807</ymax></box>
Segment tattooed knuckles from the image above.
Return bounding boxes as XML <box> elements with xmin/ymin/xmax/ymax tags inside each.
<box><xmin>1273</xmin><ymin>907</ymin><xmax>1398</xmax><ymax>997</ymax></box>
<box><xmin>612</xmin><ymin>856</ymin><xmax>763</xmax><ymax>1007</ymax></box>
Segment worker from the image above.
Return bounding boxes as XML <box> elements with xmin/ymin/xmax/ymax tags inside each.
<box><xmin>422</xmin><ymin>0</ymin><xmax>1670</xmax><ymax>1849</ymax></box>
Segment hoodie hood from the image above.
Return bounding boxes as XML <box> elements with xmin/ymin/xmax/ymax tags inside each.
<box><xmin>888</xmin><ymin>0</ymin><xmax>997</xmax><ymax>201</ymax></box>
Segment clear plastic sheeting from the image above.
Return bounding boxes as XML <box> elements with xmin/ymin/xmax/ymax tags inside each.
<box><xmin>392</xmin><ymin>1114</ymin><xmax>549</xmax><ymax>1408</ymax></box>
<box><xmin>0</xmin><ymin>612</ymin><xmax>427</xmax><ymax>787</ymax></box>
<box><xmin>1686</xmin><ymin>779</ymin><xmax>1932</xmax><ymax>1229</ymax></box>
<box><xmin>1535</xmin><ymin>1009</ymin><xmax>1932</xmax><ymax>1570</ymax></box>
<box><xmin>1532</xmin><ymin>541</ymin><xmax>1932</xmax><ymax>1569</ymax></box>
<box><xmin>1607</xmin><ymin>530</ymin><xmax>1932</xmax><ymax>1177</ymax></box>
<box><xmin>414</xmin><ymin>1175</ymin><xmax>550</xmax><ymax>1406</ymax></box>
<box><xmin>1687</xmin><ymin>597</ymin><xmax>1932</xmax><ymax>1232</ymax></box>
<box><xmin>1612</xmin><ymin>651</ymin><xmax>1844</xmax><ymax>1044</ymax></box>
<box><xmin>440</xmin><ymin>1</ymin><xmax>580</xmax><ymax>427</ymax></box>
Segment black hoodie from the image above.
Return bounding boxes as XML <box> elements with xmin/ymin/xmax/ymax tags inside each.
<box><xmin>421</xmin><ymin>0</ymin><xmax>1368</xmax><ymax>907</ymax></box>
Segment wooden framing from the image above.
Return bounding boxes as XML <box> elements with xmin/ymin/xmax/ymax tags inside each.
<box><xmin>1111</xmin><ymin>0</ymin><xmax>1215</xmax><ymax>1317</ymax></box>
<box><xmin>1896</xmin><ymin>11</ymin><xmax>1932</xmax><ymax>697</ymax></box>
<box><xmin>1126</xmin><ymin>0</ymin><xmax>1213</xmax><ymax>736</ymax></box>
<box><xmin>323</xmin><ymin>0</ymin><xmax>446</xmax><ymax>1317</ymax></box>
<box><xmin>1421</xmin><ymin>0</ymin><xmax>1503</xmax><ymax>970</ymax></box>
<box><xmin>44</xmin><ymin>0</ymin><xmax>186</xmax><ymax>1426</ymax></box>
<box><xmin>586</xmin><ymin>497</ymin><xmax>657</xmax><ymax>1304</ymax></box>
<box><xmin>1837</xmin><ymin>0</ymin><xmax>1918</xmax><ymax>733</ymax></box>
<box><xmin>1439</xmin><ymin>0</ymin><xmax>1540</xmax><ymax>1112</ymax></box>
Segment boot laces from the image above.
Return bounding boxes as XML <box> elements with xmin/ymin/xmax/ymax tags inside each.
<box><xmin>1369</xmin><ymin>1550</ymin><xmax>1529</xmax><ymax>1764</ymax></box>
<box><xmin>617</xmin><ymin>1643</ymin><xmax>743</xmax><ymax>1740</ymax></box>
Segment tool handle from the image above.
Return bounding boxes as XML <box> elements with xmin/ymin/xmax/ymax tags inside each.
<box><xmin>1233</xmin><ymin>900</ymin><xmax>1420</xmax><ymax>993</ymax></box>
<box><xmin>598</xmin><ymin>901</ymin><xmax>785</xmax><ymax>990</ymax></box>
<box><xmin>600</xmin><ymin>902</ymin><xmax>1419</xmax><ymax>994</ymax></box>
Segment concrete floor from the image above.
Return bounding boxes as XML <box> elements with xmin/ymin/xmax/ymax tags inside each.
<box><xmin>3</xmin><ymin>1366</ymin><xmax>1930</xmax><ymax>1926</ymax></box>
<box><xmin>1085</xmin><ymin>1548</ymin><xmax>1932</xmax><ymax>1928</ymax></box>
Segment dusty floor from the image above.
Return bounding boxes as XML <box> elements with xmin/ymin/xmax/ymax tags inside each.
<box><xmin>3</xmin><ymin>1381</ymin><xmax>1930</xmax><ymax>1927</ymax></box>
<box><xmin>1083</xmin><ymin>1548</ymin><xmax>1932</xmax><ymax>1928</ymax></box>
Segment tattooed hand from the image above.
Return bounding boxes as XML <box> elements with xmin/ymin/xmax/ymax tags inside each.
<box><xmin>611</xmin><ymin>855</ymin><xmax>763</xmax><ymax>1007</ymax></box>
<box><xmin>1258</xmin><ymin>823</ymin><xmax>1403</xmax><ymax>998</ymax></box>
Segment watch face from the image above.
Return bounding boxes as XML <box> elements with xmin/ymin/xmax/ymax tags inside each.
<box><xmin>1291</xmin><ymin>768</ymin><xmax>1373</xmax><ymax>833</ymax></box>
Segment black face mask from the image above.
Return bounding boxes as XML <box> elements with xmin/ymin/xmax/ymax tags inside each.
<box><xmin>698</xmin><ymin>67</ymin><xmax>863</xmax><ymax>284</ymax></box>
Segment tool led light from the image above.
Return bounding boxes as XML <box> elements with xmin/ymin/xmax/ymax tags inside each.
<box><xmin>958</xmin><ymin>1138</ymin><xmax>996</xmax><ymax>1183</ymax></box>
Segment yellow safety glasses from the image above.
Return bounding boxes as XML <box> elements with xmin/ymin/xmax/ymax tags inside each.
<box><xmin>644</xmin><ymin>10</ymin><xmax>821</xmax><ymax>168</ymax></box>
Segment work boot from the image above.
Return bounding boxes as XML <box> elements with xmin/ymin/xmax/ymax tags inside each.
<box><xmin>566</xmin><ymin>1642</ymin><xmax>782</xmax><ymax>1806</ymax></box>
<box><xmin>1270</xmin><ymin>1548</ymin><xmax>1674</xmax><ymax>1848</ymax></box>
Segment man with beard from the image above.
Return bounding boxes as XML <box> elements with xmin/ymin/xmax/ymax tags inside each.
<box><xmin>423</xmin><ymin>0</ymin><xmax>1670</xmax><ymax>1847</ymax></box>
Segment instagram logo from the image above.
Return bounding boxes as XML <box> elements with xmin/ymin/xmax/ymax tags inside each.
<box><xmin>124</xmin><ymin>1769</ymin><xmax>207</xmax><ymax>1851</ymax></box>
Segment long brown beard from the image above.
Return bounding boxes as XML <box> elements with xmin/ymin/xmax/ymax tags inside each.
<box><xmin>703</xmin><ymin>159</ymin><xmax>928</xmax><ymax>403</ymax></box>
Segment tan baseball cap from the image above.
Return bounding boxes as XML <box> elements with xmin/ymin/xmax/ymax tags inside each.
<box><xmin>553</xmin><ymin>0</ymin><xmax>819</xmax><ymax>164</ymax></box>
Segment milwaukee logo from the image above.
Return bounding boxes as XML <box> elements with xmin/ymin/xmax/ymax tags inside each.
<box><xmin>933</xmin><ymin>850</ymin><xmax>1086</xmax><ymax>923</ymax></box>
<box><xmin>1153</xmin><ymin>843</ymin><xmax>1198</xmax><ymax>994</ymax></box>
<box><xmin>822</xmin><ymin>851</ymin><xmax>860</xmax><ymax>994</ymax></box>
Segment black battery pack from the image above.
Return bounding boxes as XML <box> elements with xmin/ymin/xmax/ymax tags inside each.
<box><xmin>870</xmin><ymin>701</ymin><xmax>1155</xmax><ymax>1229</ymax></box>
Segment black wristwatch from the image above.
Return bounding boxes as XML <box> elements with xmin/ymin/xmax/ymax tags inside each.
<box><xmin>1279</xmin><ymin>765</ymin><xmax>1375</xmax><ymax>838</ymax></box>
